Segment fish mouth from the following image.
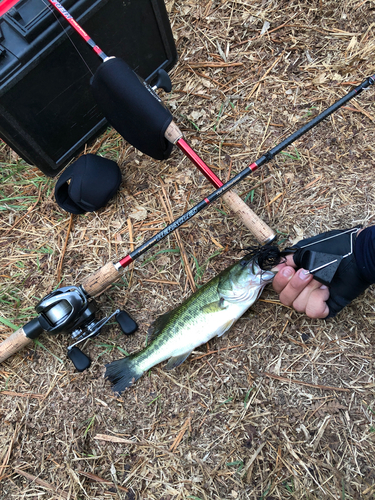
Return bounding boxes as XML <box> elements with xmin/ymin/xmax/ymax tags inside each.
<box><xmin>249</xmin><ymin>259</ymin><xmax>276</xmax><ymax>282</ymax></box>
<box><xmin>260</xmin><ymin>269</ymin><xmax>276</xmax><ymax>282</ymax></box>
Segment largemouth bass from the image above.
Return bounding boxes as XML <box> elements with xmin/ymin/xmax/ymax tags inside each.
<box><xmin>105</xmin><ymin>246</ymin><xmax>280</xmax><ymax>393</ymax></box>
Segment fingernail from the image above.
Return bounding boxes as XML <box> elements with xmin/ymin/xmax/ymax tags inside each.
<box><xmin>320</xmin><ymin>285</ymin><xmax>328</xmax><ymax>290</ymax></box>
<box><xmin>299</xmin><ymin>269</ymin><xmax>311</xmax><ymax>280</ymax></box>
<box><xmin>281</xmin><ymin>267</ymin><xmax>294</xmax><ymax>279</ymax></box>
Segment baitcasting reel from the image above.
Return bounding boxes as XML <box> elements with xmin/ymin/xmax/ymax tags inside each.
<box><xmin>35</xmin><ymin>286</ymin><xmax>137</xmax><ymax>372</ymax></box>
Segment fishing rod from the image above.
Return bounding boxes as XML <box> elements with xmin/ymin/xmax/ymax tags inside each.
<box><xmin>0</xmin><ymin>72</ymin><xmax>373</xmax><ymax>366</ymax></box>
<box><xmin>45</xmin><ymin>0</ymin><xmax>275</xmax><ymax>245</ymax></box>
<box><xmin>46</xmin><ymin>0</ymin><xmax>107</xmax><ymax>60</ymax></box>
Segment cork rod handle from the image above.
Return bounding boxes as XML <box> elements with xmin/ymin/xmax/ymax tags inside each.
<box><xmin>165</xmin><ymin>121</ymin><xmax>276</xmax><ymax>245</ymax></box>
<box><xmin>222</xmin><ymin>190</ymin><xmax>275</xmax><ymax>244</ymax></box>
<box><xmin>81</xmin><ymin>261</ymin><xmax>123</xmax><ymax>297</ymax></box>
<box><xmin>0</xmin><ymin>328</ymin><xmax>33</xmax><ymax>363</ymax></box>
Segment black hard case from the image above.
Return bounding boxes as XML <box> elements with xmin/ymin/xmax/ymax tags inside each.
<box><xmin>0</xmin><ymin>0</ymin><xmax>177</xmax><ymax>176</ymax></box>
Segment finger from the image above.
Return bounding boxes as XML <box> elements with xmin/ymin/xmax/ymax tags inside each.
<box><xmin>279</xmin><ymin>268</ymin><xmax>314</xmax><ymax>306</ymax></box>
<box><xmin>272</xmin><ymin>265</ymin><xmax>296</xmax><ymax>294</ymax></box>
<box><xmin>292</xmin><ymin>279</ymin><xmax>326</xmax><ymax>313</ymax></box>
<box><xmin>305</xmin><ymin>286</ymin><xmax>330</xmax><ymax>319</ymax></box>
<box><xmin>284</xmin><ymin>254</ymin><xmax>297</xmax><ymax>268</ymax></box>
<box><xmin>272</xmin><ymin>253</ymin><xmax>297</xmax><ymax>273</ymax></box>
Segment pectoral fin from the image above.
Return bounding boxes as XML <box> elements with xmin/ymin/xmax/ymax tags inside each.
<box><xmin>164</xmin><ymin>350</ymin><xmax>193</xmax><ymax>371</ymax></box>
<box><xmin>201</xmin><ymin>298</ymin><xmax>228</xmax><ymax>314</ymax></box>
<box><xmin>216</xmin><ymin>318</ymin><xmax>236</xmax><ymax>337</ymax></box>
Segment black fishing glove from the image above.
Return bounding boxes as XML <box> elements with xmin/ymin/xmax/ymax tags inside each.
<box><xmin>283</xmin><ymin>226</ymin><xmax>375</xmax><ymax>318</ymax></box>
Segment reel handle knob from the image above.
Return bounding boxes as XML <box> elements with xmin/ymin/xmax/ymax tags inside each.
<box><xmin>153</xmin><ymin>69</ymin><xmax>172</xmax><ymax>92</ymax></box>
<box><xmin>116</xmin><ymin>310</ymin><xmax>138</xmax><ymax>335</ymax></box>
<box><xmin>67</xmin><ymin>346</ymin><xmax>91</xmax><ymax>372</ymax></box>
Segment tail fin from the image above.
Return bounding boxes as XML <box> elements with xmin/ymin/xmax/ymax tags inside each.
<box><xmin>105</xmin><ymin>355</ymin><xmax>143</xmax><ymax>394</ymax></box>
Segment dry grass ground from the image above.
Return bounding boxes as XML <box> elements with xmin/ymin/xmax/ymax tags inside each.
<box><xmin>1</xmin><ymin>0</ymin><xmax>375</xmax><ymax>499</ymax></box>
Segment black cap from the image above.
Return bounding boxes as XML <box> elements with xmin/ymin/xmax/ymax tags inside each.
<box><xmin>55</xmin><ymin>154</ymin><xmax>122</xmax><ymax>214</ymax></box>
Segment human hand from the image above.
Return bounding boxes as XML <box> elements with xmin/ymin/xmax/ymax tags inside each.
<box><xmin>272</xmin><ymin>254</ymin><xmax>330</xmax><ymax>318</ymax></box>
<box><xmin>272</xmin><ymin>226</ymin><xmax>375</xmax><ymax>319</ymax></box>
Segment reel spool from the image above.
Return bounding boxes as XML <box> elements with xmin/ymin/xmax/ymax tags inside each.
<box><xmin>35</xmin><ymin>286</ymin><xmax>138</xmax><ymax>372</ymax></box>
<box><xmin>36</xmin><ymin>286</ymin><xmax>90</xmax><ymax>334</ymax></box>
